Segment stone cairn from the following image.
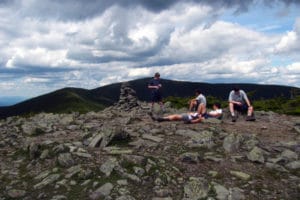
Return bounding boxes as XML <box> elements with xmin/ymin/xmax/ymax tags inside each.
<box><xmin>115</xmin><ymin>82</ymin><xmax>139</xmax><ymax>111</ymax></box>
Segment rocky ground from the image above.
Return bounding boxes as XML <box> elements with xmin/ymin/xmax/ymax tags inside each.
<box><xmin>0</xmin><ymin>84</ymin><xmax>300</xmax><ymax>200</ymax></box>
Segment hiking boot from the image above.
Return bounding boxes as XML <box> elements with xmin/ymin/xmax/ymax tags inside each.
<box><xmin>231</xmin><ymin>115</ymin><xmax>237</xmax><ymax>122</ymax></box>
<box><xmin>246</xmin><ymin>115</ymin><xmax>256</xmax><ymax>121</ymax></box>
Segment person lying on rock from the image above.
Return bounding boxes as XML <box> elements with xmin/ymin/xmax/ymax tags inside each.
<box><xmin>151</xmin><ymin>103</ymin><xmax>222</xmax><ymax>124</ymax></box>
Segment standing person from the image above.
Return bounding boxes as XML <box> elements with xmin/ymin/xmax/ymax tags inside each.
<box><xmin>148</xmin><ymin>72</ymin><xmax>164</xmax><ymax>111</ymax></box>
<box><xmin>228</xmin><ymin>86</ymin><xmax>255</xmax><ymax>122</ymax></box>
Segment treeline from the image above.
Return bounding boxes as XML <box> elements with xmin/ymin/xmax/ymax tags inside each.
<box><xmin>164</xmin><ymin>95</ymin><xmax>300</xmax><ymax>115</ymax></box>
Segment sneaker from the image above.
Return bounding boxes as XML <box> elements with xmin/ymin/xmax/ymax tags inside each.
<box><xmin>231</xmin><ymin>115</ymin><xmax>237</xmax><ymax>122</ymax></box>
<box><xmin>246</xmin><ymin>115</ymin><xmax>256</xmax><ymax>121</ymax></box>
<box><xmin>157</xmin><ymin>117</ymin><xmax>166</xmax><ymax>122</ymax></box>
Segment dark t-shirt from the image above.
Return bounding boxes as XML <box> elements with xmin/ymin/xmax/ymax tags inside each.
<box><xmin>148</xmin><ymin>78</ymin><xmax>161</xmax><ymax>89</ymax></box>
<box><xmin>148</xmin><ymin>78</ymin><xmax>162</xmax><ymax>102</ymax></box>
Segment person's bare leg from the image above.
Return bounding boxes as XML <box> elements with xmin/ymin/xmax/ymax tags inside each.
<box><xmin>197</xmin><ymin>103</ymin><xmax>206</xmax><ymax>116</ymax></box>
<box><xmin>247</xmin><ymin>106</ymin><xmax>253</xmax><ymax>116</ymax></box>
<box><xmin>189</xmin><ymin>100</ymin><xmax>196</xmax><ymax>111</ymax></box>
<box><xmin>229</xmin><ymin>102</ymin><xmax>235</xmax><ymax>116</ymax></box>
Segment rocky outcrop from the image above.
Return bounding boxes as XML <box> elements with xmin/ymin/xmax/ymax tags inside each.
<box><xmin>0</xmin><ymin>86</ymin><xmax>299</xmax><ymax>199</ymax></box>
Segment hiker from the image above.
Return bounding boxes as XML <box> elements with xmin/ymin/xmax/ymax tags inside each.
<box><xmin>148</xmin><ymin>72</ymin><xmax>165</xmax><ymax>111</ymax></box>
<box><xmin>228</xmin><ymin>86</ymin><xmax>255</xmax><ymax>122</ymax></box>
<box><xmin>189</xmin><ymin>89</ymin><xmax>206</xmax><ymax>113</ymax></box>
<box><xmin>151</xmin><ymin>102</ymin><xmax>222</xmax><ymax>124</ymax></box>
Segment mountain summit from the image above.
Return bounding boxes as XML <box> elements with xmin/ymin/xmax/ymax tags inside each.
<box><xmin>0</xmin><ymin>84</ymin><xmax>299</xmax><ymax>199</ymax></box>
<box><xmin>0</xmin><ymin>78</ymin><xmax>297</xmax><ymax>119</ymax></box>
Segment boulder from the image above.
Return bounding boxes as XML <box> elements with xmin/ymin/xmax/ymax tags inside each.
<box><xmin>223</xmin><ymin>134</ymin><xmax>242</xmax><ymax>153</ymax></box>
<box><xmin>89</xmin><ymin>182</ymin><xmax>114</xmax><ymax>200</ymax></box>
<box><xmin>183</xmin><ymin>177</ymin><xmax>209</xmax><ymax>200</ymax></box>
<box><xmin>57</xmin><ymin>153</ymin><xmax>75</xmax><ymax>167</ymax></box>
<box><xmin>247</xmin><ymin>147</ymin><xmax>265</xmax><ymax>163</ymax></box>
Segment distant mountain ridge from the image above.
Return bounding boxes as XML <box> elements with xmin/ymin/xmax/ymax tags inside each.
<box><xmin>0</xmin><ymin>78</ymin><xmax>298</xmax><ymax>119</ymax></box>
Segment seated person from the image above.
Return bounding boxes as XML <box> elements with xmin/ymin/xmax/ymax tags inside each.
<box><xmin>189</xmin><ymin>89</ymin><xmax>206</xmax><ymax>112</ymax></box>
<box><xmin>151</xmin><ymin>103</ymin><xmax>222</xmax><ymax>124</ymax></box>
<box><xmin>228</xmin><ymin>86</ymin><xmax>255</xmax><ymax>122</ymax></box>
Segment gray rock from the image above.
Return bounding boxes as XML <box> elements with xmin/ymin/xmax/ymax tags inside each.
<box><xmin>116</xmin><ymin>195</ymin><xmax>136</xmax><ymax>200</ymax></box>
<box><xmin>186</xmin><ymin>130</ymin><xmax>215</xmax><ymax>149</ymax></box>
<box><xmin>40</xmin><ymin>149</ymin><xmax>49</xmax><ymax>159</ymax></box>
<box><xmin>280</xmin><ymin>149</ymin><xmax>298</xmax><ymax>161</ymax></box>
<box><xmin>34</xmin><ymin>170</ymin><xmax>51</xmax><ymax>181</ymax></box>
<box><xmin>180</xmin><ymin>152</ymin><xmax>200</xmax><ymax>163</ymax></box>
<box><xmin>57</xmin><ymin>153</ymin><xmax>75</xmax><ymax>167</ymax></box>
<box><xmin>34</xmin><ymin>174</ymin><xmax>61</xmax><ymax>189</ymax></box>
<box><xmin>65</xmin><ymin>165</ymin><xmax>82</xmax><ymax>179</ymax></box>
<box><xmin>285</xmin><ymin>161</ymin><xmax>300</xmax><ymax>170</ymax></box>
<box><xmin>228</xmin><ymin>187</ymin><xmax>245</xmax><ymax>200</ymax></box>
<box><xmin>133</xmin><ymin>166</ymin><xmax>145</xmax><ymax>177</ymax></box>
<box><xmin>72</xmin><ymin>152</ymin><xmax>92</xmax><ymax>158</ymax></box>
<box><xmin>53</xmin><ymin>144</ymin><xmax>69</xmax><ymax>154</ymax></box>
<box><xmin>223</xmin><ymin>134</ymin><xmax>242</xmax><ymax>153</ymax></box>
<box><xmin>7</xmin><ymin>189</ymin><xmax>26</xmax><ymax>198</ymax></box>
<box><xmin>243</xmin><ymin>136</ymin><xmax>259</xmax><ymax>150</ymax></box>
<box><xmin>142</xmin><ymin>134</ymin><xmax>164</xmax><ymax>143</ymax></box>
<box><xmin>183</xmin><ymin>177</ymin><xmax>209</xmax><ymax>200</ymax></box>
<box><xmin>247</xmin><ymin>147</ymin><xmax>265</xmax><ymax>163</ymax></box>
<box><xmin>203</xmin><ymin>118</ymin><xmax>222</xmax><ymax>124</ymax></box>
<box><xmin>230</xmin><ymin>171</ymin><xmax>251</xmax><ymax>181</ymax></box>
<box><xmin>122</xmin><ymin>155</ymin><xmax>147</xmax><ymax>166</ymax></box>
<box><xmin>129</xmin><ymin>138</ymin><xmax>158</xmax><ymax>148</ymax></box>
<box><xmin>89</xmin><ymin>182</ymin><xmax>114</xmax><ymax>200</ymax></box>
<box><xmin>212</xmin><ymin>183</ymin><xmax>229</xmax><ymax>200</ymax></box>
<box><xmin>265</xmin><ymin>162</ymin><xmax>289</xmax><ymax>173</ymax></box>
<box><xmin>89</xmin><ymin>128</ymin><xmax>129</xmax><ymax>149</ymax></box>
<box><xmin>50</xmin><ymin>195</ymin><xmax>68</xmax><ymax>200</ymax></box>
<box><xmin>294</xmin><ymin>126</ymin><xmax>300</xmax><ymax>134</ymax></box>
<box><xmin>175</xmin><ymin>129</ymin><xmax>199</xmax><ymax>137</ymax></box>
<box><xmin>28</xmin><ymin>142</ymin><xmax>41</xmax><ymax>160</ymax></box>
<box><xmin>100</xmin><ymin>157</ymin><xmax>119</xmax><ymax>177</ymax></box>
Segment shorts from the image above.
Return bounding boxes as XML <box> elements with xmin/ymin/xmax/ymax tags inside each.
<box><xmin>234</xmin><ymin>103</ymin><xmax>248</xmax><ymax>114</ymax></box>
<box><xmin>181</xmin><ymin>114</ymin><xmax>191</xmax><ymax>122</ymax></box>
<box><xmin>181</xmin><ymin>113</ymin><xmax>200</xmax><ymax>122</ymax></box>
<box><xmin>151</xmin><ymin>91</ymin><xmax>162</xmax><ymax>102</ymax></box>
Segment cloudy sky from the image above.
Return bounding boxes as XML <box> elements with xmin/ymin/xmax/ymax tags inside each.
<box><xmin>0</xmin><ymin>0</ymin><xmax>300</xmax><ymax>98</ymax></box>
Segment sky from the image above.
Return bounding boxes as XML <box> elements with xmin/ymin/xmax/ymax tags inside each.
<box><xmin>0</xmin><ymin>0</ymin><xmax>300</xmax><ymax>98</ymax></box>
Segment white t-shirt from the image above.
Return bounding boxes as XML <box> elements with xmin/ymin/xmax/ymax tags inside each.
<box><xmin>195</xmin><ymin>94</ymin><xmax>206</xmax><ymax>106</ymax></box>
<box><xmin>208</xmin><ymin>109</ymin><xmax>222</xmax><ymax>116</ymax></box>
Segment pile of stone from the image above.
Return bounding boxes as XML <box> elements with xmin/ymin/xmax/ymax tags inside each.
<box><xmin>115</xmin><ymin>82</ymin><xmax>139</xmax><ymax>111</ymax></box>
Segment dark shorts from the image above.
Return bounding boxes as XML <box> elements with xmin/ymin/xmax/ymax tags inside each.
<box><xmin>234</xmin><ymin>103</ymin><xmax>248</xmax><ymax>114</ymax></box>
<box><xmin>181</xmin><ymin>114</ymin><xmax>190</xmax><ymax>122</ymax></box>
<box><xmin>151</xmin><ymin>91</ymin><xmax>162</xmax><ymax>102</ymax></box>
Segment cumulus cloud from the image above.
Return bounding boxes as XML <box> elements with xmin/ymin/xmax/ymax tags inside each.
<box><xmin>274</xmin><ymin>18</ymin><xmax>300</xmax><ymax>55</ymax></box>
<box><xmin>0</xmin><ymin>0</ymin><xmax>299</xmax><ymax>97</ymax></box>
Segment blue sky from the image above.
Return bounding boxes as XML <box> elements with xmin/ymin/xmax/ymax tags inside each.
<box><xmin>0</xmin><ymin>0</ymin><xmax>299</xmax><ymax>99</ymax></box>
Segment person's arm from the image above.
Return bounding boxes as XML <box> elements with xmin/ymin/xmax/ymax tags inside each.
<box><xmin>190</xmin><ymin>116</ymin><xmax>204</xmax><ymax>123</ymax></box>
<box><xmin>241</xmin><ymin>91</ymin><xmax>251</xmax><ymax>107</ymax></box>
<box><xmin>148</xmin><ymin>80</ymin><xmax>159</xmax><ymax>89</ymax></box>
<box><xmin>148</xmin><ymin>85</ymin><xmax>159</xmax><ymax>89</ymax></box>
<box><xmin>228</xmin><ymin>91</ymin><xmax>242</xmax><ymax>105</ymax></box>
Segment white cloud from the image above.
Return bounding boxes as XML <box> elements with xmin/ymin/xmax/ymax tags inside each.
<box><xmin>274</xmin><ymin>17</ymin><xmax>300</xmax><ymax>55</ymax></box>
<box><xmin>0</xmin><ymin>1</ymin><xmax>299</xmax><ymax>98</ymax></box>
